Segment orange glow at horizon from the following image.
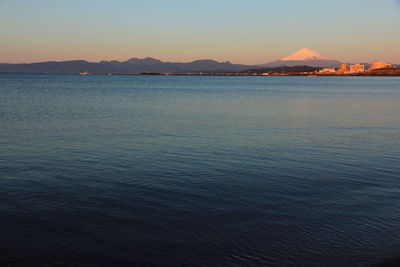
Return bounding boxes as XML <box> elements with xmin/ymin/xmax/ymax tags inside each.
<box><xmin>1</xmin><ymin>0</ymin><xmax>399</xmax><ymax>64</ymax></box>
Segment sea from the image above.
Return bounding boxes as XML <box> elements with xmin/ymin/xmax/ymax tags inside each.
<box><xmin>1</xmin><ymin>74</ymin><xmax>400</xmax><ymax>266</ymax></box>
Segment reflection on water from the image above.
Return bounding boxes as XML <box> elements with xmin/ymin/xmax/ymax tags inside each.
<box><xmin>1</xmin><ymin>74</ymin><xmax>400</xmax><ymax>266</ymax></box>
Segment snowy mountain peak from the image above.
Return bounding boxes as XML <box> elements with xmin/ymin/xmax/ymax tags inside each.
<box><xmin>281</xmin><ymin>48</ymin><xmax>326</xmax><ymax>61</ymax></box>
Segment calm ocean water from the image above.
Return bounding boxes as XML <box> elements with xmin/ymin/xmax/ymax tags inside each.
<box><xmin>1</xmin><ymin>74</ymin><xmax>400</xmax><ymax>266</ymax></box>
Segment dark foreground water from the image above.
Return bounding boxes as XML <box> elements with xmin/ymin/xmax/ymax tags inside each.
<box><xmin>1</xmin><ymin>74</ymin><xmax>400</xmax><ymax>266</ymax></box>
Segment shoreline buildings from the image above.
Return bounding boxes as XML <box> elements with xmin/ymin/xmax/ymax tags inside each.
<box><xmin>349</xmin><ymin>64</ymin><xmax>365</xmax><ymax>74</ymax></box>
<box><xmin>368</xmin><ymin>61</ymin><xmax>393</xmax><ymax>71</ymax></box>
<box><xmin>319</xmin><ymin>61</ymin><xmax>392</xmax><ymax>75</ymax></box>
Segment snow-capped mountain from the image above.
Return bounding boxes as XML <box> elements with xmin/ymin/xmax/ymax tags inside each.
<box><xmin>263</xmin><ymin>48</ymin><xmax>342</xmax><ymax>68</ymax></box>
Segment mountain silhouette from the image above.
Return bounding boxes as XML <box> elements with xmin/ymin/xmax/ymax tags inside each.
<box><xmin>0</xmin><ymin>49</ymin><xmax>350</xmax><ymax>74</ymax></box>
<box><xmin>281</xmin><ymin>48</ymin><xmax>326</xmax><ymax>61</ymax></box>
<box><xmin>263</xmin><ymin>48</ymin><xmax>342</xmax><ymax>68</ymax></box>
<box><xmin>0</xmin><ymin>58</ymin><xmax>257</xmax><ymax>74</ymax></box>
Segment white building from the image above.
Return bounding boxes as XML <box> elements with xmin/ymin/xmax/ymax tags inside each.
<box><xmin>318</xmin><ymin>68</ymin><xmax>337</xmax><ymax>74</ymax></box>
<box><xmin>349</xmin><ymin>64</ymin><xmax>365</xmax><ymax>73</ymax></box>
<box><xmin>368</xmin><ymin>61</ymin><xmax>392</xmax><ymax>71</ymax></box>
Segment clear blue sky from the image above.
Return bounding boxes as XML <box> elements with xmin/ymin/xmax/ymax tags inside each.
<box><xmin>0</xmin><ymin>0</ymin><xmax>399</xmax><ymax>64</ymax></box>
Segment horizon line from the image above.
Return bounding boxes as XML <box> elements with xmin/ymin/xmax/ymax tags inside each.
<box><xmin>0</xmin><ymin>57</ymin><xmax>398</xmax><ymax>65</ymax></box>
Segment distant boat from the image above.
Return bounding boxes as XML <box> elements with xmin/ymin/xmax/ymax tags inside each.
<box><xmin>80</xmin><ymin>71</ymin><xmax>89</xmax><ymax>75</ymax></box>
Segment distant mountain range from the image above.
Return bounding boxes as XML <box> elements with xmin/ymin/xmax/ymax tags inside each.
<box><xmin>0</xmin><ymin>58</ymin><xmax>257</xmax><ymax>74</ymax></box>
<box><xmin>1</xmin><ymin>48</ymin><xmax>384</xmax><ymax>74</ymax></box>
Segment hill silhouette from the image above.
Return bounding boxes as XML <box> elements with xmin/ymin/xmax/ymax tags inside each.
<box><xmin>0</xmin><ymin>58</ymin><xmax>257</xmax><ymax>74</ymax></box>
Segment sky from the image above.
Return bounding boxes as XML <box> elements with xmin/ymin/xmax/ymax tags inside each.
<box><xmin>0</xmin><ymin>0</ymin><xmax>399</xmax><ymax>64</ymax></box>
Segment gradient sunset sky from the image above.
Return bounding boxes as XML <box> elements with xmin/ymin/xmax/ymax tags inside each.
<box><xmin>1</xmin><ymin>0</ymin><xmax>399</xmax><ymax>64</ymax></box>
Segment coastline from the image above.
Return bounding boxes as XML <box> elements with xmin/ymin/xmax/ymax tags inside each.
<box><xmin>110</xmin><ymin>69</ymin><xmax>400</xmax><ymax>77</ymax></box>
<box><xmin>1</xmin><ymin>68</ymin><xmax>400</xmax><ymax>77</ymax></box>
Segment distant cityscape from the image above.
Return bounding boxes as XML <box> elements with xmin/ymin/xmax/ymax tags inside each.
<box><xmin>318</xmin><ymin>61</ymin><xmax>393</xmax><ymax>75</ymax></box>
